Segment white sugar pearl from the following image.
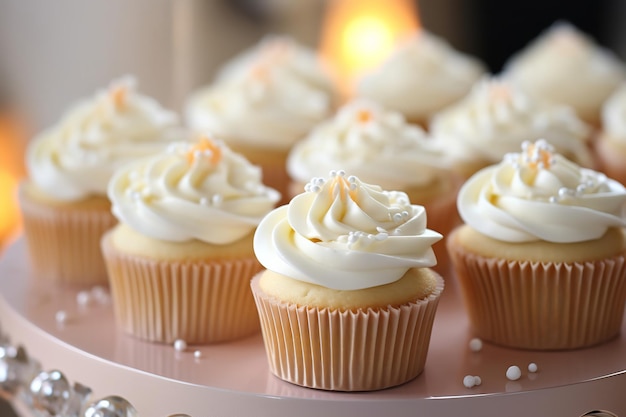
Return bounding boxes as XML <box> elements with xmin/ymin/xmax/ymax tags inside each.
<box><xmin>194</xmin><ymin>350</ymin><xmax>202</xmax><ymax>359</ymax></box>
<box><xmin>173</xmin><ymin>339</ymin><xmax>187</xmax><ymax>352</ymax></box>
<box><xmin>76</xmin><ymin>291</ymin><xmax>91</xmax><ymax>306</ymax></box>
<box><xmin>463</xmin><ymin>375</ymin><xmax>476</xmax><ymax>388</ymax></box>
<box><xmin>528</xmin><ymin>363</ymin><xmax>538</xmax><ymax>373</ymax></box>
<box><xmin>55</xmin><ymin>310</ymin><xmax>68</xmax><ymax>324</ymax></box>
<box><xmin>473</xmin><ymin>376</ymin><xmax>482</xmax><ymax>386</ymax></box>
<box><xmin>506</xmin><ymin>365</ymin><xmax>522</xmax><ymax>381</ymax></box>
<box><xmin>469</xmin><ymin>338</ymin><xmax>483</xmax><ymax>352</ymax></box>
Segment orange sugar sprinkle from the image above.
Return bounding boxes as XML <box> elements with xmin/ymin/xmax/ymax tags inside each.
<box><xmin>489</xmin><ymin>83</ymin><xmax>511</xmax><ymax>101</ymax></box>
<box><xmin>186</xmin><ymin>136</ymin><xmax>222</xmax><ymax>165</ymax></box>
<box><xmin>328</xmin><ymin>173</ymin><xmax>357</xmax><ymax>200</ymax></box>
<box><xmin>526</xmin><ymin>142</ymin><xmax>553</xmax><ymax>169</ymax></box>
<box><xmin>110</xmin><ymin>85</ymin><xmax>127</xmax><ymax>109</ymax></box>
<box><xmin>356</xmin><ymin>109</ymin><xmax>372</xmax><ymax>123</ymax></box>
<box><xmin>250</xmin><ymin>63</ymin><xmax>270</xmax><ymax>81</ymax></box>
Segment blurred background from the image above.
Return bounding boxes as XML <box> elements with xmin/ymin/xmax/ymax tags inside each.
<box><xmin>0</xmin><ymin>0</ymin><xmax>624</xmax><ymax>247</ymax></box>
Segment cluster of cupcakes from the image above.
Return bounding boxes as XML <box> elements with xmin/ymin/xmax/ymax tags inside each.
<box><xmin>16</xmin><ymin>20</ymin><xmax>626</xmax><ymax>394</ymax></box>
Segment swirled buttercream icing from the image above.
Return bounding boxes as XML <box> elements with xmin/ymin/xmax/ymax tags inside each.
<box><xmin>458</xmin><ymin>140</ymin><xmax>626</xmax><ymax>243</ymax></box>
<box><xmin>185</xmin><ymin>36</ymin><xmax>335</xmax><ymax>150</ymax></box>
<box><xmin>27</xmin><ymin>76</ymin><xmax>179</xmax><ymax>201</ymax></box>
<box><xmin>601</xmin><ymin>83</ymin><xmax>626</xmax><ymax>141</ymax></box>
<box><xmin>356</xmin><ymin>30</ymin><xmax>485</xmax><ymax>122</ymax></box>
<box><xmin>430</xmin><ymin>77</ymin><xmax>593</xmax><ymax>167</ymax></box>
<box><xmin>215</xmin><ymin>34</ymin><xmax>336</xmax><ymax>99</ymax></box>
<box><xmin>502</xmin><ymin>22</ymin><xmax>626</xmax><ymax>123</ymax></box>
<box><xmin>287</xmin><ymin>99</ymin><xmax>452</xmax><ymax>189</ymax></box>
<box><xmin>254</xmin><ymin>170</ymin><xmax>442</xmax><ymax>290</ymax></box>
<box><xmin>109</xmin><ymin>135</ymin><xmax>281</xmax><ymax>244</ymax></box>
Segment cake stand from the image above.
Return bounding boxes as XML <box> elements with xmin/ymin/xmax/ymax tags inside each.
<box><xmin>0</xmin><ymin>237</ymin><xmax>625</xmax><ymax>417</ymax></box>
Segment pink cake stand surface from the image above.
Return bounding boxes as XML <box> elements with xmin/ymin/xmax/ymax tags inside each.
<box><xmin>0</xmin><ymin>237</ymin><xmax>625</xmax><ymax>417</ymax></box>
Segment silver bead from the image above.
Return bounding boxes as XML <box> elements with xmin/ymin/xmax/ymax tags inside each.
<box><xmin>84</xmin><ymin>396</ymin><xmax>138</xmax><ymax>417</ymax></box>
<box><xmin>0</xmin><ymin>345</ymin><xmax>39</xmax><ymax>395</ymax></box>
<box><xmin>30</xmin><ymin>370</ymin><xmax>72</xmax><ymax>416</ymax></box>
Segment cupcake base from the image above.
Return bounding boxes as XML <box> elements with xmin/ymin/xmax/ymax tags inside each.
<box><xmin>18</xmin><ymin>182</ymin><xmax>116</xmax><ymax>286</ymax></box>
<box><xmin>101</xmin><ymin>231</ymin><xmax>263</xmax><ymax>345</ymax></box>
<box><xmin>448</xmin><ymin>227</ymin><xmax>626</xmax><ymax>350</ymax></box>
<box><xmin>250</xmin><ymin>271</ymin><xmax>444</xmax><ymax>391</ymax></box>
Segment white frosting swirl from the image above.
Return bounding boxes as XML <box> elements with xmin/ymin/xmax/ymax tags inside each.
<box><xmin>185</xmin><ymin>36</ymin><xmax>335</xmax><ymax>150</ymax></box>
<box><xmin>601</xmin><ymin>82</ymin><xmax>626</xmax><ymax>141</ymax></box>
<box><xmin>430</xmin><ymin>77</ymin><xmax>593</xmax><ymax>167</ymax></box>
<box><xmin>288</xmin><ymin>99</ymin><xmax>452</xmax><ymax>189</ymax></box>
<box><xmin>502</xmin><ymin>22</ymin><xmax>626</xmax><ymax>122</ymax></box>
<box><xmin>254</xmin><ymin>170</ymin><xmax>442</xmax><ymax>290</ymax></box>
<box><xmin>109</xmin><ymin>136</ymin><xmax>281</xmax><ymax>244</ymax></box>
<box><xmin>356</xmin><ymin>30</ymin><xmax>486</xmax><ymax>121</ymax></box>
<box><xmin>27</xmin><ymin>76</ymin><xmax>179</xmax><ymax>201</ymax></box>
<box><xmin>458</xmin><ymin>140</ymin><xmax>626</xmax><ymax>243</ymax></box>
<box><xmin>215</xmin><ymin>34</ymin><xmax>336</xmax><ymax>99</ymax></box>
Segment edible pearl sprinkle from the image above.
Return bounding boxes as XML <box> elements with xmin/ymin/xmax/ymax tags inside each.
<box><xmin>55</xmin><ymin>310</ymin><xmax>67</xmax><ymax>324</ymax></box>
<box><xmin>463</xmin><ymin>375</ymin><xmax>476</xmax><ymax>388</ymax></box>
<box><xmin>506</xmin><ymin>365</ymin><xmax>522</xmax><ymax>381</ymax></box>
<box><xmin>174</xmin><ymin>339</ymin><xmax>187</xmax><ymax>352</ymax></box>
<box><xmin>473</xmin><ymin>376</ymin><xmax>482</xmax><ymax>386</ymax></box>
<box><xmin>469</xmin><ymin>338</ymin><xmax>483</xmax><ymax>352</ymax></box>
<box><xmin>194</xmin><ymin>350</ymin><xmax>202</xmax><ymax>359</ymax></box>
<box><xmin>528</xmin><ymin>363</ymin><xmax>538</xmax><ymax>373</ymax></box>
<box><xmin>76</xmin><ymin>291</ymin><xmax>91</xmax><ymax>306</ymax></box>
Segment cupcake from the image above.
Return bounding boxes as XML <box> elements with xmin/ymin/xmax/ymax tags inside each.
<box><xmin>185</xmin><ymin>35</ymin><xmax>337</xmax><ymax>203</ymax></box>
<box><xmin>19</xmin><ymin>76</ymin><xmax>179</xmax><ymax>285</ymax></box>
<box><xmin>502</xmin><ymin>21</ymin><xmax>626</xmax><ymax>126</ymax></box>
<box><xmin>430</xmin><ymin>76</ymin><xmax>594</xmax><ymax>179</ymax></box>
<box><xmin>595</xmin><ymin>83</ymin><xmax>626</xmax><ymax>185</ymax></box>
<box><xmin>101</xmin><ymin>134</ymin><xmax>280</xmax><ymax>344</ymax></box>
<box><xmin>447</xmin><ymin>139</ymin><xmax>626</xmax><ymax>350</ymax></box>
<box><xmin>287</xmin><ymin>99</ymin><xmax>460</xmax><ymax>272</ymax></box>
<box><xmin>251</xmin><ymin>170</ymin><xmax>444</xmax><ymax>391</ymax></box>
<box><xmin>355</xmin><ymin>30</ymin><xmax>486</xmax><ymax>128</ymax></box>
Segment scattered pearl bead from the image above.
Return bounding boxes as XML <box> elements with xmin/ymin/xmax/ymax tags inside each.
<box><xmin>473</xmin><ymin>376</ymin><xmax>482</xmax><ymax>386</ymax></box>
<box><xmin>528</xmin><ymin>363</ymin><xmax>538</xmax><ymax>373</ymax></box>
<box><xmin>506</xmin><ymin>365</ymin><xmax>522</xmax><ymax>381</ymax></box>
<box><xmin>463</xmin><ymin>375</ymin><xmax>476</xmax><ymax>388</ymax></box>
<box><xmin>173</xmin><ymin>339</ymin><xmax>187</xmax><ymax>352</ymax></box>
<box><xmin>55</xmin><ymin>310</ymin><xmax>68</xmax><ymax>324</ymax></box>
<box><xmin>469</xmin><ymin>338</ymin><xmax>483</xmax><ymax>352</ymax></box>
<box><xmin>76</xmin><ymin>291</ymin><xmax>92</xmax><ymax>307</ymax></box>
<box><xmin>194</xmin><ymin>350</ymin><xmax>202</xmax><ymax>359</ymax></box>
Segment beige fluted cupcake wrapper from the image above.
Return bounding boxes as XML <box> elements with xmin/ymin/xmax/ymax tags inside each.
<box><xmin>250</xmin><ymin>273</ymin><xmax>444</xmax><ymax>391</ymax></box>
<box><xmin>448</xmin><ymin>245</ymin><xmax>626</xmax><ymax>350</ymax></box>
<box><xmin>19</xmin><ymin>191</ymin><xmax>116</xmax><ymax>285</ymax></box>
<box><xmin>101</xmin><ymin>232</ymin><xmax>262</xmax><ymax>345</ymax></box>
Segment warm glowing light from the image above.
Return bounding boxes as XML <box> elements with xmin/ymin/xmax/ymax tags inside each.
<box><xmin>320</xmin><ymin>0</ymin><xmax>420</xmax><ymax>98</ymax></box>
<box><xmin>342</xmin><ymin>16</ymin><xmax>394</xmax><ymax>70</ymax></box>
<box><xmin>0</xmin><ymin>111</ymin><xmax>26</xmax><ymax>249</ymax></box>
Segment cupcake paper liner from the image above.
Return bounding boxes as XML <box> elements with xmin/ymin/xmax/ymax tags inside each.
<box><xmin>250</xmin><ymin>272</ymin><xmax>444</xmax><ymax>391</ymax></box>
<box><xmin>448</xmin><ymin>243</ymin><xmax>626</xmax><ymax>350</ymax></box>
<box><xmin>101</xmin><ymin>232</ymin><xmax>263</xmax><ymax>344</ymax></box>
<box><xmin>19</xmin><ymin>189</ymin><xmax>116</xmax><ymax>285</ymax></box>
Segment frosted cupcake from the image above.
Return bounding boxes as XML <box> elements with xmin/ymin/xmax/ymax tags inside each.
<box><xmin>355</xmin><ymin>30</ymin><xmax>486</xmax><ymax>128</ymax></box>
<box><xmin>19</xmin><ymin>76</ymin><xmax>179</xmax><ymax>285</ymax></box>
<box><xmin>251</xmin><ymin>170</ymin><xmax>444</xmax><ymax>391</ymax></box>
<box><xmin>595</xmin><ymin>83</ymin><xmax>626</xmax><ymax>185</ymax></box>
<box><xmin>214</xmin><ymin>34</ymin><xmax>337</xmax><ymax>101</ymax></box>
<box><xmin>185</xmin><ymin>35</ymin><xmax>336</xmax><ymax>203</ymax></box>
<box><xmin>430</xmin><ymin>76</ymin><xmax>594</xmax><ymax>178</ymax></box>
<box><xmin>502</xmin><ymin>22</ymin><xmax>626</xmax><ymax>126</ymax></box>
<box><xmin>447</xmin><ymin>140</ymin><xmax>626</xmax><ymax>350</ymax></box>
<box><xmin>288</xmin><ymin>99</ymin><xmax>460</xmax><ymax>272</ymax></box>
<box><xmin>102</xmin><ymin>135</ymin><xmax>280</xmax><ymax>344</ymax></box>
